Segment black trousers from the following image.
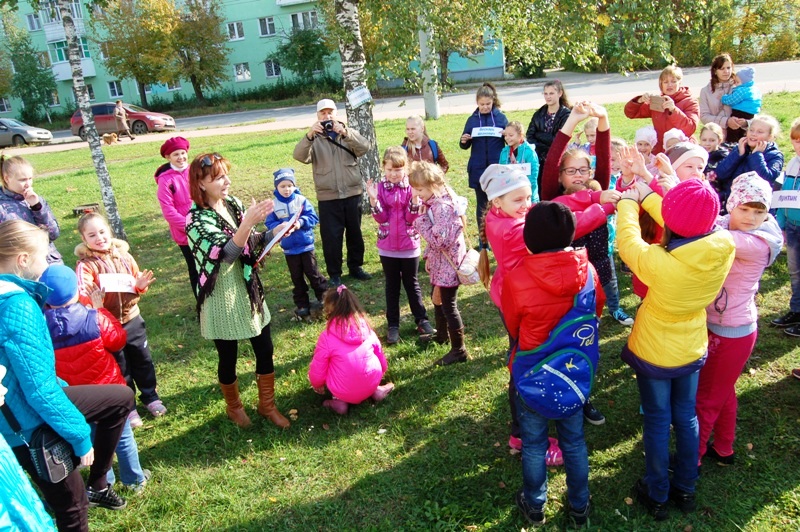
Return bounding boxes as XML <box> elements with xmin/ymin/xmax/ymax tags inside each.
<box><xmin>436</xmin><ymin>285</ymin><xmax>463</xmax><ymax>331</ymax></box>
<box><xmin>178</xmin><ymin>244</ymin><xmax>199</xmax><ymax>300</ymax></box>
<box><xmin>13</xmin><ymin>384</ymin><xmax>133</xmax><ymax>532</ymax></box>
<box><xmin>380</xmin><ymin>255</ymin><xmax>428</xmax><ymax>327</ymax></box>
<box><xmin>285</xmin><ymin>250</ymin><xmax>328</xmax><ymax>308</ymax></box>
<box><xmin>115</xmin><ymin>315</ymin><xmax>159</xmax><ymax>405</ymax></box>
<box><xmin>317</xmin><ymin>195</ymin><xmax>365</xmax><ymax>278</ymax></box>
<box><xmin>213</xmin><ymin>324</ymin><xmax>275</xmax><ymax>384</ymax></box>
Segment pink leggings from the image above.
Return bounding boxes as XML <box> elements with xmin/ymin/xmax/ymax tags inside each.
<box><xmin>696</xmin><ymin>329</ymin><xmax>757</xmax><ymax>458</ymax></box>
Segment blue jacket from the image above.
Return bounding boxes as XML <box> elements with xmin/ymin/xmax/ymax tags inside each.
<box><xmin>499</xmin><ymin>141</ymin><xmax>540</xmax><ymax>201</ymax></box>
<box><xmin>714</xmin><ymin>142</ymin><xmax>784</xmax><ymax>209</ymax></box>
<box><xmin>265</xmin><ymin>190</ymin><xmax>318</xmax><ymax>255</ymax></box>
<box><xmin>720</xmin><ymin>81</ymin><xmax>762</xmax><ymax>115</ymax></box>
<box><xmin>0</xmin><ymin>433</ymin><xmax>55</xmax><ymax>531</ymax></box>
<box><xmin>460</xmin><ymin>107</ymin><xmax>508</xmax><ymax>188</ymax></box>
<box><xmin>0</xmin><ymin>275</ymin><xmax>92</xmax><ymax>456</ymax></box>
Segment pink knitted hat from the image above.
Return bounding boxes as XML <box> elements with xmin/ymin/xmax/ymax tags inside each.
<box><xmin>662</xmin><ymin>178</ymin><xmax>720</xmax><ymax>238</ymax></box>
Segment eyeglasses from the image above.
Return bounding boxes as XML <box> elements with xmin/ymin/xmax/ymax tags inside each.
<box><xmin>200</xmin><ymin>153</ymin><xmax>222</xmax><ymax>168</ymax></box>
<box><xmin>561</xmin><ymin>167</ymin><xmax>591</xmax><ymax>176</ymax></box>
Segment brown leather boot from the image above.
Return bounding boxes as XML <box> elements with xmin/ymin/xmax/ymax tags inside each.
<box><xmin>256</xmin><ymin>373</ymin><xmax>290</xmax><ymax>429</ymax></box>
<box><xmin>433</xmin><ymin>305</ymin><xmax>448</xmax><ymax>344</ymax></box>
<box><xmin>219</xmin><ymin>379</ymin><xmax>251</xmax><ymax>428</ymax></box>
<box><xmin>435</xmin><ymin>327</ymin><xmax>468</xmax><ymax>366</ymax></box>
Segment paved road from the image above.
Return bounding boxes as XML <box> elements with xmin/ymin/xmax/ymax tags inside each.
<box><xmin>33</xmin><ymin>59</ymin><xmax>800</xmax><ymax>155</ymax></box>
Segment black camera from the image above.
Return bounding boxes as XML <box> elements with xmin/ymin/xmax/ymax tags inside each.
<box><xmin>321</xmin><ymin>120</ymin><xmax>335</xmax><ymax>132</ymax></box>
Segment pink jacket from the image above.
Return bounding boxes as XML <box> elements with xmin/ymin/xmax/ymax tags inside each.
<box><xmin>484</xmin><ymin>207</ymin><xmax>528</xmax><ymax>308</ymax></box>
<box><xmin>553</xmin><ymin>190</ymin><xmax>615</xmax><ymax>240</ymax></box>
<box><xmin>154</xmin><ymin>165</ymin><xmax>192</xmax><ymax>246</ymax></box>
<box><xmin>371</xmin><ymin>178</ymin><xmax>421</xmax><ymax>255</ymax></box>
<box><xmin>413</xmin><ymin>193</ymin><xmax>467</xmax><ymax>288</ymax></box>
<box><xmin>308</xmin><ymin>316</ymin><xmax>387</xmax><ymax>404</ymax></box>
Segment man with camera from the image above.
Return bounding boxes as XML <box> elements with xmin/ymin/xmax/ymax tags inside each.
<box><xmin>293</xmin><ymin>99</ymin><xmax>372</xmax><ymax>287</ymax></box>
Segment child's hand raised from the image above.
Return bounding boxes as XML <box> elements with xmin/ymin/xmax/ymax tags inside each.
<box><xmin>599</xmin><ymin>189</ymin><xmax>621</xmax><ymax>205</ymax></box>
<box><xmin>366</xmin><ymin>178</ymin><xmax>378</xmax><ymax>203</ymax></box>
<box><xmin>89</xmin><ymin>288</ymin><xmax>105</xmax><ymax>309</ymax></box>
<box><xmin>584</xmin><ymin>102</ymin><xmax>608</xmax><ymax>119</ymax></box>
<box><xmin>569</xmin><ymin>102</ymin><xmax>591</xmax><ymax>121</ymax></box>
<box><xmin>135</xmin><ymin>269</ymin><xmax>156</xmax><ymax>291</ymax></box>
<box><xmin>620</xmin><ymin>187</ymin><xmax>640</xmax><ymax>203</ymax></box>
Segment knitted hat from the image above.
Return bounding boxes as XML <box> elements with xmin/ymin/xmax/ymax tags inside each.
<box><xmin>634</xmin><ymin>126</ymin><xmax>657</xmax><ymax>147</ymax></box>
<box><xmin>737</xmin><ymin>66</ymin><xmax>755</xmax><ymax>84</ymax></box>
<box><xmin>727</xmin><ymin>171</ymin><xmax>772</xmax><ymax>212</ymax></box>
<box><xmin>316</xmin><ymin>99</ymin><xmax>337</xmax><ymax>112</ymax></box>
<box><xmin>273</xmin><ymin>168</ymin><xmax>296</xmax><ymax>187</ymax></box>
<box><xmin>663</xmin><ymin>128</ymin><xmax>689</xmax><ymax>152</ymax></box>
<box><xmin>39</xmin><ymin>265</ymin><xmax>78</xmax><ymax>307</ymax></box>
<box><xmin>523</xmin><ymin>201</ymin><xmax>576</xmax><ymax>254</ymax></box>
<box><xmin>662</xmin><ymin>179</ymin><xmax>720</xmax><ymax>238</ymax></box>
<box><xmin>479</xmin><ymin>164</ymin><xmax>530</xmax><ymax>201</ymax></box>
<box><xmin>668</xmin><ymin>142</ymin><xmax>709</xmax><ymax>170</ymax></box>
<box><xmin>160</xmin><ymin>136</ymin><xmax>190</xmax><ymax>158</ymax></box>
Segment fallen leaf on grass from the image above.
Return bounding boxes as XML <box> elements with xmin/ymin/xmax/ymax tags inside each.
<box><xmin>746</xmin><ymin>442</ymin><xmax>753</xmax><ymax>450</ymax></box>
<box><xmin>624</xmin><ymin>497</ymin><xmax>633</xmax><ymax>505</ymax></box>
<box><xmin>509</xmin><ymin>448</ymin><xmax>520</xmax><ymax>456</ymax></box>
<box><xmin>493</xmin><ymin>442</ymin><xmax>501</xmax><ymax>447</ymax></box>
<box><xmin>684</xmin><ymin>525</ymin><xmax>693</xmax><ymax>532</ymax></box>
<box><xmin>615</xmin><ymin>509</ymin><xmax>628</xmax><ymax>521</ymax></box>
<box><xmin>749</xmin><ymin>368</ymin><xmax>757</xmax><ymax>375</ymax></box>
<box><xmin>465</xmin><ymin>527</ymin><xmax>477</xmax><ymax>532</ymax></box>
<box><xmin>177</xmin><ymin>344</ymin><xmax>184</xmax><ymax>349</ymax></box>
<box><xmin>356</xmin><ymin>450</ymin><xmax>363</xmax><ymax>456</ymax></box>
<box><xmin>322</xmin><ymin>424</ymin><xmax>330</xmax><ymax>430</ymax></box>
<box><xmin>377</xmin><ymin>428</ymin><xmax>387</xmax><ymax>434</ymax></box>
<box><xmin>269</xmin><ymin>497</ymin><xmax>277</xmax><ymax>503</ymax></box>
<box><xmin>498</xmin><ymin>481</ymin><xmax>506</xmax><ymax>488</ymax></box>
<box><xmin>288</xmin><ymin>409</ymin><xmax>298</xmax><ymax>415</ymax></box>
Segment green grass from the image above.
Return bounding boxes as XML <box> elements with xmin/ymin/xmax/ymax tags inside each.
<box><xmin>25</xmin><ymin>92</ymin><xmax>800</xmax><ymax>530</ymax></box>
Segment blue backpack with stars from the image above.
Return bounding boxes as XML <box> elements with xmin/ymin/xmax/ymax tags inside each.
<box><xmin>511</xmin><ymin>273</ymin><xmax>600</xmax><ymax>419</ymax></box>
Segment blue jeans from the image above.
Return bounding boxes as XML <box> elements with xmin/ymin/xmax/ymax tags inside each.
<box><xmin>516</xmin><ymin>394</ymin><xmax>590</xmax><ymax>510</ymax></box>
<box><xmin>93</xmin><ymin>420</ymin><xmax>146</xmax><ymax>486</ymax></box>
<box><xmin>636</xmin><ymin>371</ymin><xmax>700</xmax><ymax>503</ymax></box>
<box><xmin>602</xmin><ymin>253</ymin><xmax>620</xmax><ymax>314</ymax></box>
<box><xmin>786</xmin><ymin>223</ymin><xmax>800</xmax><ymax>312</ymax></box>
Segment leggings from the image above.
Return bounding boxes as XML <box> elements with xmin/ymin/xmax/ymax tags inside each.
<box><xmin>437</xmin><ymin>285</ymin><xmax>463</xmax><ymax>330</ymax></box>
<box><xmin>213</xmin><ymin>324</ymin><xmax>275</xmax><ymax>384</ymax></box>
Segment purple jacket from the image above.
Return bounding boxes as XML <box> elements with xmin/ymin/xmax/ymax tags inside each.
<box><xmin>370</xmin><ymin>177</ymin><xmax>421</xmax><ymax>257</ymax></box>
<box><xmin>413</xmin><ymin>192</ymin><xmax>467</xmax><ymax>288</ymax></box>
<box><xmin>308</xmin><ymin>316</ymin><xmax>387</xmax><ymax>404</ymax></box>
<box><xmin>0</xmin><ymin>187</ymin><xmax>62</xmax><ymax>264</ymax></box>
<box><xmin>154</xmin><ymin>164</ymin><xmax>192</xmax><ymax>246</ymax></box>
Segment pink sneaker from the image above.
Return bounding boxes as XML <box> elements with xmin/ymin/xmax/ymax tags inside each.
<box><xmin>128</xmin><ymin>410</ymin><xmax>143</xmax><ymax>429</ymax></box>
<box><xmin>371</xmin><ymin>383</ymin><xmax>395</xmax><ymax>403</ymax></box>
<box><xmin>146</xmin><ymin>400</ymin><xmax>167</xmax><ymax>418</ymax></box>
<box><xmin>508</xmin><ymin>435</ymin><xmax>522</xmax><ymax>450</ymax></box>
<box><xmin>322</xmin><ymin>399</ymin><xmax>349</xmax><ymax>415</ymax></box>
<box><xmin>545</xmin><ymin>437</ymin><xmax>564</xmax><ymax>466</ymax></box>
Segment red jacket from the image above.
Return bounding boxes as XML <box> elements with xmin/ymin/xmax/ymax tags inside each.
<box><xmin>624</xmin><ymin>87</ymin><xmax>699</xmax><ymax>155</ymax></box>
<box><xmin>44</xmin><ymin>303</ymin><xmax>127</xmax><ymax>386</ymax></box>
<box><xmin>502</xmin><ymin>248</ymin><xmax>605</xmax><ymax>355</ymax></box>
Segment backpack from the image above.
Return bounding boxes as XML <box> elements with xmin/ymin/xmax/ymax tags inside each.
<box><xmin>511</xmin><ymin>273</ymin><xmax>600</xmax><ymax>419</ymax></box>
<box><xmin>404</xmin><ymin>140</ymin><xmax>438</xmax><ymax>162</ymax></box>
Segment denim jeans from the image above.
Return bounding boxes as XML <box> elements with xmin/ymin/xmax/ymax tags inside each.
<box><xmin>602</xmin><ymin>253</ymin><xmax>620</xmax><ymax>314</ymax></box>
<box><xmin>516</xmin><ymin>394</ymin><xmax>590</xmax><ymax>510</ymax></box>
<box><xmin>636</xmin><ymin>370</ymin><xmax>700</xmax><ymax>502</ymax></box>
<box><xmin>786</xmin><ymin>223</ymin><xmax>800</xmax><ymax>312</ymax></box>
<box><xmin>92</xmin><ymin>419</ymin><xmax>146</xmax><ymax>486</ymax></box>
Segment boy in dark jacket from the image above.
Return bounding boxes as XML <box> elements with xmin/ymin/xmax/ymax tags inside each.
<box><xmin>265</xmin><ymin>168</ymin><xmax>328</xmax><ymax>320</ymax></box>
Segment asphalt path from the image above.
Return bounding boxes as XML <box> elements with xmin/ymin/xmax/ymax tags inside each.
<box><xmin>27</xmin><ymin>59</ymin><xmax>800</xmax><ymax>156</ymax></box>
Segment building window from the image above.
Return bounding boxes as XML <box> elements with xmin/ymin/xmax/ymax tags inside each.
<box><xmin>167</xmin><ymin>80</ymin><xmax>181</xmax><ymax>91</ymax></box>
<box><xmin>264</xmin><ymin>60</ymin><xmax>281</xmax><ymax>78</ymax></box>
<box><xmin>38</xmin><ymin>52</ymin><xmax>51</xmax><ymax>68</ymax></box>
<box><xmin>0</xmin><ymin>98</ymin><xmax>11</xmax><ymax>113</ymax></box>
<box><xmin>259</xmin><ymin>17</ymin><xmax>275</xmax><ymax>37</ymax></box>
<box><xmin>39</xmin><ymin>2</ymin><xmax>82</xmax><ymax>24</ymax></box>
<box><xmin>48</xmin><ymin>38</ymin><xmax>90</xmax><ymax>63</ymax></box>
<box><xmin>49</xmin><ymin>91</ymin><xmax>60</xmax><ymax>107</ymax></box>
<box><xmin>291</xmin><ymin>10</ymin><xmax>317</xmax><ymax>30</ymax></box>
<box><xmin>227</xmin><ymin>21</ymin><xmax>244</xmax><ymax>41</ymax></box>
<box><xmin>108</xmin><ymin>81</ymin><xmax>123</xmax><ymax>98</ymax></box>
<box><xmin>143</xmin><ymin>84</ymin><xmax>153</xmax><ymax>94</ymax></box>
<box><xmin>98</xmin><ymin>42</ymin><xmax>110</xmax><ymax>60</ymax></box>
<box><xmin>234</xmin><ymin>62</ymin><xmax>250</xmax><ymax>82</ymax></box>
<box><xmin>86</xmin><ymin>84</ymin><xmax>95</xmax><ymax>100</ymax></box>
<box><xmin>26</xmin><ymin>13</ymin><xmax>42</xmax><ymax>31</ymax></box>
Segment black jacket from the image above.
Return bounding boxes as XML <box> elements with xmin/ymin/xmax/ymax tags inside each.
<box><xmin>526</xmin><ymin>104</ymin><xmax>571</xmax><ymax>164</ymax></box>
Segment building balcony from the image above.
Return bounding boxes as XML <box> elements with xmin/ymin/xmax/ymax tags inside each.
<box><xmin>52</xmin><ymin>58</ymin><xmax>95</xmax><ymax>81</ymax></box>
<box><xmin>275</xmin><ymin>0</ymin><xmax>312</xmax><ymax>5</ymax></box>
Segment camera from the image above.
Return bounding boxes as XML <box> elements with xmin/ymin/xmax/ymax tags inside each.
<box><xmin>321</xmin><ymin>120</ymin><xmax>335</xmax><ymax>132</ymax></box>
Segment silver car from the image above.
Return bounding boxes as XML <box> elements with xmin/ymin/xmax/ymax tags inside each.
<box><xmin>0</xmin><ymin>119</ymin><xmax>53</xmax><ymax>147</ymax></box>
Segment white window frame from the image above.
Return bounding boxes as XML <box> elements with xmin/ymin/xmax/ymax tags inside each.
<box><xmin>227</xmin><ymin>21</ymin><xmax>244</xmax><ymax>41</ymax></box>
<box><xmin>49</xmin><ymin>38</ymin><xmax>89</xmax><ymax>64</ymax></box>
<box><xmin>143</xmin><ymin>84</ymin><xmax>153</xmax><ymax>94</ymax></box>
<box><xmin>291</xmin><ymin>10</ymin><xmax>317</xmax><ymax>30</ymax></box>
<box><xmin>264</xmin><ymin>59</ymin><xmax>281</xmax><ymax>78</ymax></box>
<box><xmin>167</xmin><ymin>80</ymin><xmax>182</xmax><ymax>91</ymax></box>
<box><xmin>26</xmin><ymin>13</ymin><xmax>42</xmax><ymax>31</ymax></box>
<box><xmin>86</xmin><ymin>84</ymin><xmax>95</xmax><ymax>101</ymax></box>
<box><xmin>234</xmin><ymin>62</ymin><xmax>251</xmax><ymax>82</ymax></box>
<box><xmin>259</xmin><ymin>16</ymin><xmax>276</xmax><ymax>37</ymax></box>
<box><xmin>108</xmin><ymin>81</ymin><xmax>123</xmax><ymax>98</ymax></box>
<box><xmin>49</xmin><ymin>90</ymin><xmax>60</xmax><ymax>107</ymax></box>
<box><xmin>0</xmin><ymin>98</ymin><xmax>11</xmax><ymax>113</ymax></box>
<box><xmin>39</xmin><ymin>2</ymin><xmax>82</xmax><ymax>24</ymax></box>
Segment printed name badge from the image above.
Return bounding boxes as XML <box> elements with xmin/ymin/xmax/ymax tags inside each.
<box><xmin>99</xmin><ymin>273</ymin><xmax>137</xmax><ymax>294</ymax></box>
<box><xmin>772</xmin><ymin>191</ymin><xmax>800</xmax><ymax>209</ymax></box>
<box><xmin>508</xmin><ymin>163</ymin><xmax>532</xmax><ymax>174</ymax></box>
<box><xmin>471</xmin><ymin>126</ymin><xmax>504</xmax><ymax>138</ymax></box>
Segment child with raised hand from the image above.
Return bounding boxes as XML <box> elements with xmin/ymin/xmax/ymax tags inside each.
<box><xmin>265</xmin><ymin>168</ymin><xmax>328</xmax><ymax>321</ymax></box>
<box><xmin>715</xmin><ymin>114</ymin><xmax>784</xmax><ymax>210</ymax></box>
<box><xmin>75</xmin><ymin>212</ymin><xmax>164</xmax><ymax>428</ymax></box>
<box><xmin>617</xmin><ymin>179</ymin><xmax>735</xmax><ymax>520</ymax></box>
<box><xmin>500</xmin><ymin>121</ymin><xmax>539</xmax><ymax>201</ymax></box>
<box><xmin>503</xmin><ymin>202</ymin><xmax>603</xmax><ymax>528</ymax></box>
<box><xmin>698</xmin><ymin>173</ymin><xmax>782</xmax><ymax>466</ymax></box>
<box><xmin>402</xmin><ymin>115</ymin><xmax>449</xmax><ymax>173</ymax></box>
<box><xmin>409</xmin><ymin>161</ymin><xmax>469</xmax><ymax>366</ymax></box>
<box><xmin>459</xmin><ymin>82</ymin><xmax>508</xmax><ymax>248</ymax></box>
<box><xmin>309</xmin><ymin>285</ymin><xmax>393</xmax><ymax>415</ymax></box>
<box><xmin>774</xmin><ymin>118</ymin><xmax>800</xmax><ymax>337</ymax></box>
<box><xmin>367</xmin><ymin>147</ymin><xmax>435</xmax><ymax>345</ymax></box>
<box><xmin>40</xmin><ymin>265</ymin><xmax>152</xmax><ymax>493</ymax></box>
<box><xmin>154</xmin><ymin>136</ymin><xmax>198</xmax><ymax>299</ymax></box>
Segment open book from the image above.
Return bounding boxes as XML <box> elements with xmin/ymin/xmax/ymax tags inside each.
<box><xmin>256</xmin><ymin>205</ymin><xmax>303</xmax><ymax>263</ymax></box>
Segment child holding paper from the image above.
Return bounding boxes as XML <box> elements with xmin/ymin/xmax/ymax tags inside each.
<box><xmin>265</xmin><ymin>168</ymin><xmax>328</xmax><ymax>320</ymax></box>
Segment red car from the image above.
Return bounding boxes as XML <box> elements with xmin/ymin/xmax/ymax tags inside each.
<box><xmin>70</xmin><ymin>102</ymin><xmax>176</xmax><ymax>140</ymax></box>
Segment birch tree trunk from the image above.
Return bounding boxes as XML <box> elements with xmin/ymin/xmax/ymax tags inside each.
<box><xmin>57</xmin><ymin>0</ymin><xmax>126</xmax><ymax>239</ymax></box>
<box><xmin>417</xmin><ymin>16</ymin><xmax>440</xmax><ymax>120</ymax></box>
<box><xmin>333</xmin><ymin>0</ymin><xmax>380</xmax><ymax>209</ymax></box>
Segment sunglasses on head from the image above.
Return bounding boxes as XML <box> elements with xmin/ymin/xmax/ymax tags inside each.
<box><xmin>200</xmin><ymin>153</ymin><xmax>222</xmax><ymax>168</ymax></box>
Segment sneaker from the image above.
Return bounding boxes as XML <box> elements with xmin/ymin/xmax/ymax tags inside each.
<box><xmin>87</xmin><ymin>485</ymin><xmax>127</xmax><ymax>510</ymax></box>
<box><xmin>294</xmin><ymin>307</ymin><xmax>311</xmax><ymax>320</ymax></box>
<box><xmin>772</xmin><ymin>311</ymin><xmax>800</xmax><ymax>327</ymax></box>
<box><xmin>416</xmin><ymin>319</ymin><xmax>436</xmax><ymax>340</ymax></box>
<box><xmin>146</xmin><ymin>400</ymin><xmax>167</xmax><ymax>418</ymax></box>
<box><xmin>568</xmin><ymin>501</ymin><xmax>590</xmax><ymax>527</ymax></box>
<box><xmin>583</xmin><ymin>401</ymin><xmax>606</xmax><ymax>425</ymax></box>
<box><xmin>612</xmin><ymin>308</ymin><xmax>634</xmax><ymax>326</ymax></box>
<box><xmin>322</xmin><ymin>398</ymin><xmax>349</xmax><ymax>415</ymax></box>
<box><xmin>349</xmin><ymin>268</ymin><xmax>372</xmax><ymax>281</ymax></box>
<box><xmin>387</xmin><ymin>327</ymin><xmax>400</xmax><ymax>345</ymax></box>
<box><xmin>620</xmin><ymin>262</ymin><xmax>632</xmax><ymax>275</ymax></box>
<box><xmin>371</xmin><ymin>383</ymin><xmax>394</xmax><ymax>402</ymax></box>
<box><xmin>634</xmin><ymin>479</ymin><xmax>668</xmax><ymax>521</ymax></box>
<box><xmin>508</xmin><ymin>435</ymin><xmax>522</xmax><ymax>451</ymax></box>
<box><xmin>128</xmin><ymin>410</ymin><xmax>143</xmax><ymax>429</ymax></box>
<box><xmin>668</xmin><ymin>486</ymin><xmax>696</xmax><ymax>513</ymax></box>
<box><xmin>704</xmin><ymin>445</ymin><xmax>735</xmax><ymax>465</ymax></box>
<box><xmin>515</xmin><ymin>489</ymin><xmax>545</xmax><ymax>526</ymax></box>
<box><xmin>123</xmin><ymin>469</ymin><xmax>152</xmax><ymax>494</ymax></box>
<box><xmin>328</xmin><ymin>276</ymin><xmax>342</xmax><ymax>288</ymax></box>
<box><xmin>785</xmin><ymin>324</ymin><xmax>800</xmax><ymax>337</ymax></box>
<box><xmin>792</xmin><ymin>368</ymin><xmax>800</xmax><ymax>380</ymax></box>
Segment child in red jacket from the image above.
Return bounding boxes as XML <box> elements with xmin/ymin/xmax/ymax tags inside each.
<box><xmin>41</xmin><ymin>265</ymin><xmax>151</xmax><ymax>492</ymax></box>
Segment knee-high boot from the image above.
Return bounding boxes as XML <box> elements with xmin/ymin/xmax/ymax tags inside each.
<box><xmin>433</xmin><ymin>305</ymin><xmax>448</xmax><ymax>344</ymax></box>
<box><xmin>256</xmin><ymin>373</ymin><xmax>290</xmax><ymax>429</ymax></box>
<box><xmin>219</xmin><ymin>379</ymin><xmax>251</xmax><ymax>428</ymax></box>
<box><xmin>435</xmin><ymin>327</ymin><xmax>468</xmax><ymax>366</ymax></box>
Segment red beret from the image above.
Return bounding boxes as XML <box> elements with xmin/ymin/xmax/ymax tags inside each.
<box><xmin>160</xmin><ymin>136</ymin><xmax>190</xmax><ymax>158</ymax></box>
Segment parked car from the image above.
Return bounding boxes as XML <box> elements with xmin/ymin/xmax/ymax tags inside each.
<box><xmin>0</xmin><ymin>119</ymin><xmax>53</xmax><ymax>147</ymax></box>
<box><xmin>70</xmin><ymin>103</ymin><xmax>176</xmax><ymax>140</ymax></box>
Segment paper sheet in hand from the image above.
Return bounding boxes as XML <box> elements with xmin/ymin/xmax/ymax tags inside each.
<box><xmin>99</xmin><ymin>273</ymin><xmax>137</xmax><ymax>294</ymax></box>
<box><xmin>772</xmin><ymin>190</ymin><xmax>800</xmax><ymax>209</ymax></box>
<box><xmin>257</xmin><ymin>206</ymin><xmax>303</xmax><ymax>263</ymax></box>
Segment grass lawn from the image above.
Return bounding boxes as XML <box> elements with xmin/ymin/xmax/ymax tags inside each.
<box><xmin>25</xmin><ymin>92</ymin><xmax>800</xmax><ymax>530</ymax></box>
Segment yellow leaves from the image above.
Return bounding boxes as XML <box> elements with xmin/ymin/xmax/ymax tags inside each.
<box><xmin>597</xmin><ymin>13</ymin><xmax>611</xmax><ymax>27</ymax></box>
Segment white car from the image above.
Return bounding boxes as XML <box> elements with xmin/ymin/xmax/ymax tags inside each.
<box><xmin>0</xmin><ymin>119</ymin><xmax>53</xmax><ymax>147</ymax></box>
